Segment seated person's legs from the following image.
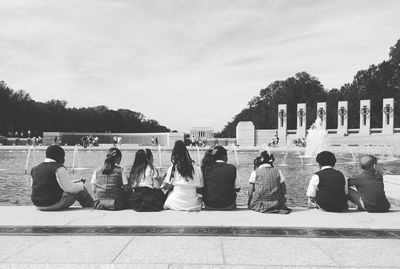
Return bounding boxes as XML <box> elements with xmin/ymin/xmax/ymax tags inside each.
<box><xmin>36</xmin><ymin>192</ymin><xmax>78</xmax><ymax>211</ymax></box>
<box><xmin>75</xmin><ymin>187</ymin><xmax>95</xmax><ymax>208</ymax></box>
<box><xmin>348</xmin><ymin>186</ymin><xmax>365</xmax><ymax>211</ymax></box>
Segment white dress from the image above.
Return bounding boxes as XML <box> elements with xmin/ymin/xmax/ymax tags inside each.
<box><xmin>163</xmin><ymin>164</ymin><xmax>204</xmax><ymax>211</ymax></box>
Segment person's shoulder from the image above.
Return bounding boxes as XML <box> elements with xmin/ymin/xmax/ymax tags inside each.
<box><xmin>223</xmin><ymin>163</ymin><xmax>236</xmax><ymax>170</ymax></box>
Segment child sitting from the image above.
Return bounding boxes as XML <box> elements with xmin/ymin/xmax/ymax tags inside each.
<box><xmin>248</xmin><ymin>151</ymin><xmax>291</xmax><ymax>214</ymax></box>
<box><xmin>348</xmin><ymin>155</ymin><xmax>390</xmax><ymax>212</ymax></box>
<box><xmin>201</xmin><ymin>146</ymin><xmax>240</xmax><ymax>210</ymax></box>
<box><xmin>91</xmin><ymin>147</ymin><xmax>129</xmax><ymax>210</ymax></box>
<box><xmin>128</xmin><ymin>149</ymin><xmax>165</xmax><ymax>211</ymax></box>
<box><xmin>307</xmin><ymin>151</ymin><xmax>348</xmax><ymax>212</ymax></box>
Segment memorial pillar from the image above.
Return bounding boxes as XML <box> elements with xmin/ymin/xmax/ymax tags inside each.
<box><xmin>337</xmin><ymin>101</ymin><xmax>348</xmax><ymax>136</ymax></box>
<box><xmin>277</xmin><ymin>104</ymin><xmax>287</xmax><ymax>145</ymax></box>
<box><xmin>382</xmin><ymin>98</ymin><xmax>394</xmax><ymax>135</ymax></box>
<box><xmin>317</xmin><ymin>102</ymin><xmax>327</xmax><ymax>129</ymax></box>
<box><xmin>236</xmin><ymin>121</ymin><xmax>255</xmax><ymax>147</ymax></box>
<box><xmin>359</xmin><ymin>99</ymin><xmax>371</xmax><ymax>136</ymax></box>
<box><xmin>296</xmin><ymin>103</ymin><xmax>306</xmax><ymax>139</ymax></box>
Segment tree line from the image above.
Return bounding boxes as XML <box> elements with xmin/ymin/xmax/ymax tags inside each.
<box><xmin>0</xmin><ymin>83</ymin><xmax>170</xmax><ymax>137</ymax></box>
<box><xmin>217</xmin><ymin>38</ymin><xmax>400</xmax><ymax>138</ymax></box>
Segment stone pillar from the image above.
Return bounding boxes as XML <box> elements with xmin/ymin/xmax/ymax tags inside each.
<box><xmin>359</xmin><ymin>99</ymin><xmax>371</xmax><ymax>136</ymax></box>
<box><xmin>277</xmin><ymin>104</ymin><xmax>287</xmax><ymax>145</ymax></box>
<box><xmin>296</xmin><ymin>103</ymin><xmax>306</xmax><ymax>139</ymax></box>
<box><xmin>236</xmin><ymin>121</ymin><xmax>255</xmax><ymax>147</ymax></box>
<box><xmin>317</xmin><ymin>102</ymin><xmax>327</xmax><ymax>129</ymax></box>
<box><xmin>337</xmin><ymin>101</ymin><xmax>348</xmax><ymax>136</ymax></box>
<box><xmin>382</xmin><ymin>98</ymin><xmax>394</xmax><ymax>135</ymax></box>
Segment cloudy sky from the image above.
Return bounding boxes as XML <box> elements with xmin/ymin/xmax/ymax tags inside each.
<box><xmin>1</xmin><ymin>0</ymin><xmax>400</xmax><ymax>132</ymax></box>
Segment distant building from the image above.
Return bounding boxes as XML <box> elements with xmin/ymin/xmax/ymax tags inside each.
<box><xmin>190</xmin><ymin>127</ymin><xmax>213</xmax><ymax>139</ymax></box>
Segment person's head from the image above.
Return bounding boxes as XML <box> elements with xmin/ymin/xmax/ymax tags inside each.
<box><xmin>359</xmin><ymin>155</ymin><xmax>377</xmax><ymax>171</ymax></box>
<box><xmin>211</xmin><ymin>146</ymin><xmax>228</xmax><ymax>162</ymax></box>
<box><xmin>171</xmin><ymin>140</ymin><xmax>194</xmax><ymax>179</ymax></box>
<box><xmin>316</xmin><ymin>151</ymin><xmax>336</xmax><ymax>168</ymax></box>
<box><xmin>145</xmin><ymin>148</ymin><xmax>154</xmax><ymax>164</ymax></box>
<box><xmin>129</xmin><ymin>149</ymin><xmax>150</xmax><ymax>184</ymax></box>
<box><xmin>46</xmin><ymin>145</ymin><xmax>65</xmax><ymax>164</ymax></box>
<box><xmin>101</xmin><ymin>147</ymin><xmax>122</xmax><ymax>175</ymax></box>
<box><xmin>253</xmin><ymin>150</ymin><xmax>275</xmax><ymax>169</ymax></box>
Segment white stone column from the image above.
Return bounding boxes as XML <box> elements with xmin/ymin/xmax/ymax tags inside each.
<box><xmin>382</xmin><ymin>98</ymin><xmax>394</xmax><ymax>135</ymax></box>
<box><xmin>317</xmin><ymin>102</ymin><xmax>327</xmax><ymax>129</ymax></box>
<box><xmin>236</xmin><ymin>121</ymin><xmax>255</xmax><ymax>147</ymax></box>
<box><xmin>277</xmin><ymin>104</ymin><xmax>287</xmax><ymax>145</ymax></box>
<box><xmin>359</xmin><ymin>99</ymin><xmax>371</xmax><ymax>136</ymax></box>
<box><xmin>296</xmin><ymin>103</ymin><xmax>306</xmax><ymax>139</ymax></box>
<box><xmin>337</xmin><ymin>101</ymin><xmax>348</xmax><ymax>136</ymax></box>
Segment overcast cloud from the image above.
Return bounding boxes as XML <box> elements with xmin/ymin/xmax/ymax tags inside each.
<box><xmin>1</xmin><ymin>0</ymin><xmax>400</xmax><ymax>132</ymax></box>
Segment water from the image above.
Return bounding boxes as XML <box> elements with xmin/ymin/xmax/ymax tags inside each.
<box><xmin>1</xmin><ymin>147</ymin><xmax>400</xmax><ymax>207</ymax></box>
<box><xmin>304</xmin><ymin>118</ymin><xmax>329</xmax><ymax>157</ymax></box>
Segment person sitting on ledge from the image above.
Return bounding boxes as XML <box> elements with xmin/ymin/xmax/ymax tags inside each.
<box><xmin>307</xmin><ymin>151</ymin><xmax>348</xmax><ymax>212</ymax></box>
<box><xmin>248</xmin><ymin>151</ymin><xmax>291</xmax><ymax>214</ymax></box>
<box><xmin>201</xmin><ymin>146</ymin><xmax>240</xmax><ymax>210</ymax></box>
<box><xmin>128</xmin><ymin>149</ymin><xmax>165</xmax><ymax>212</ymax></box>
<box><xmin>348</xmin><ymin>155</ymin><xmax>390</xmax><ymax>212</ymax></box>
<box><xmin>91</xmin><ymin>147</ymin><xmax>130</xmax><ymax>210</ymax></box>
<box><xmin>31</xmin><ymin>145</ymin><xmax>94</xmax><ymax>211</ymax></box>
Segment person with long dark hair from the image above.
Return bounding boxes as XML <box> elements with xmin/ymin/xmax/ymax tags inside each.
<box><xmin>248</xmin><ymin>150</ymin><xmax>291</xmax><ymax>214</ymax></box>
<box><xmin>201</xmin><ymin>146</ymin><xmax>240</xmax><ymax>210</ymax></box>
<box><xmin>162</xmin><ymin>140</ymin><xmax>204</xmax><ymax>211</ymax></box>
<box><xmin>128</xmin><ymin>149</ymin><xmax>165</xmax><ymax>211</ymax></box>
<box><xmin>91</xmin><ymin>147</ymin><xmax>129</xmax><ymax>210</ymax></box>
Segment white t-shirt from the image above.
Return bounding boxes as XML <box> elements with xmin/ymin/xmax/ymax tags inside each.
<box><xmin>164</xmin><ymin>164</ymin><xmax>204</xmax><ymax>188</ymax></box>
<box><xmin>131</xmin><ymin>165</ymin><xmax>160</xmax><ymax>188</ymax></box>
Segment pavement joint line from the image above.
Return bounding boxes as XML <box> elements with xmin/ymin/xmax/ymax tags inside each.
<box><xmin>310</xmin><ymin>238</ymin><xmax>342</xmax><ymax>267</ymax></box>
<box><xmin>110</xmin><ymin>236</ymin><xmax>134</xmax><ymax>264</ymax></box>
<box><xmin>0</xmin><ymin>236</ymin><xmax>47</xmax><ymax>263</ymax></box>
<box><xmin>0</xmin><ymin>226</ymin><xmax>400</xmax><ymax>239</ymax></box>
<box><xmin>219</xmin><ymin>237</ymin><xmax>226</xmax><ymax>265</ymax></box>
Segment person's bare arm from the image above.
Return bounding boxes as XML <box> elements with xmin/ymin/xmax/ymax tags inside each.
<box><xmin>248</xmin><ymin>183</ymin><xmax>255</xmax><ymax>208</ymax></box>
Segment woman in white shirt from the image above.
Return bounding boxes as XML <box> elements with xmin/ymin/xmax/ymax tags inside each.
<box><xmin>128</xmin><ymin>149</ymin><xmax>165</xmax><ymax>211</ymax></box>
<box><xmin>162</xmin><ymin>140</ymin><xmax>204</xmax><ymax>211</ymax></box>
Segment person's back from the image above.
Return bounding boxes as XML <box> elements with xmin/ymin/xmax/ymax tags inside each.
<box><xmin>203</xmin><ymin>162</ymin><xmax>237</xmax><ymax>209</ymax></box>
<box><xmin>348</xmin><ymin>155</ymin><xmax>390</xmax><ymax>212</ymax></box>
<box><xmin>315</xmin><ymin>168</ymin><xmax>347</xmax><ymax>212</ymax></box>
<box><xmin>94</xmin><ymin>166</ymin><xmax>124</xmax><ymax>199</ymax></box>
<box><xmin>31</xmin><ymin>162</ymin><xmax>64</xmax><ymax>207</ymax></box>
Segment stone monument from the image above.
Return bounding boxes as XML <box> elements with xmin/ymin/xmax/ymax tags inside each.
<box><xmin>277</xmin><ymin>104</ymin><xmax>287</xmax><ymax>145</ymax></box>
<box><xmin>296</xmin><ymin>103</ymin><xmax>306</xmax><ymax>138</ymax></box>
<box><xmin>359</xmin><ymin>99</ymin><xmax>371</xmax><ymax>136</ymax></box>
<box><xmin>236</xmin><ymin>121</ymin><xmax>255</xmax><ymax>147</ymax></box>
<box><xmin>317</xmin><ymin>102</ymin><xmax>327</xmax><ymax>129</ymax></box>
<box><xmin>337</xmin><ymin>101</ymin><xmax>348</xmax><ymax>136</ymax></box>
<box><xmin>382</xmin><ymin>98</ymin><xmax>394</xmax><ymax>135</ymax></box>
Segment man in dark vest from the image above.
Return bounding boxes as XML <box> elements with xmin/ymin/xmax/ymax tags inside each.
<box><xmin>31</xmin><ymin>145</ymin><xmax>94</xmax><ymax>210</ymax></box>
<box><xmin>306</xmin><ymin>151</ymin><xmax>348</xmax><ymax>212</ymax></box>
<box><xmin>348</xmin><ymin>155</ymin><xmax>390</xmax><ymax>212</ymax></box>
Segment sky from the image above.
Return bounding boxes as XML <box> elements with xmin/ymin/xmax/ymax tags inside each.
<box><xmin>1</xmin><ymin>0</ymin><xmax>400</xmax><ymax>132</ymax></box>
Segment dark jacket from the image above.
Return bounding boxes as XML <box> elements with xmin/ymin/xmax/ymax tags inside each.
<box><xmin>203</xmin><ymin>162</ymin><xmax>237</xmax><ymax>208</ymax></box>
<box><xmin>31</xmin><ymin>162</ymin><xmax>64</xmax><ymax>206</ymax></box>
<box><xmin>316</xmin><ymin>168</ymin><xmax>348</xmax><ymax>212</ymax></box>
<box><xmin>349</xmin><ymin>170</ymin><xmax>390</xmax><ymax>212</ymax></box>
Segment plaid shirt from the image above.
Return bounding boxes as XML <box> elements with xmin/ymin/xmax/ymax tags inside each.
<box><xmin>250</xmin><ymin>166</ymin><xmax>287</xmax><ymax>212</ymax></box>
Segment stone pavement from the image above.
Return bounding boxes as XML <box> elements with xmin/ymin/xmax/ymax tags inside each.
<box><xmin>0</xmin><ymin>175</ymin><xmax>399</xmax><ymax>268</ymax></box>
<box><xmin>0</xmin><ymin>205</ymin><xmax>400</xmax><ymax>268</ymax></box>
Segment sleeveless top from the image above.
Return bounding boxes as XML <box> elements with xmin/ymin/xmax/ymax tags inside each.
<box><xmin>315</xmin><ymin>168</ymin><xmax>347</xmax><ymax>212</ymax></box>
<box><xmin>31</xmin><ymin>162</ymin><xmax>64</xmax><ymax>207</ymax></box>
<box><xmin>203</xmin><ymin>162</ymin><xmax>237</xmax><ymax>208</ymax></box>
<box><xmin>250</xmin><ymin>166</ymin><xmax>286</xmax><ymax>212</ymax></box>
<box><xmin>94</xmin><ymin>166</ymin><xmax>124</xmax><ymax>199</ymax></box>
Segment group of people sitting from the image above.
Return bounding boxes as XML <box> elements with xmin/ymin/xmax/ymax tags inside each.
<box><xmin>30</xmin><ymin>140</ymin><xmax>391</xmax><ymax>213</ymax></box>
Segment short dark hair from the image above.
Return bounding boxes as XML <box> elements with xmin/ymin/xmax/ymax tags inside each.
<box><xmin>46</xmin><ymin>145</ymin><xmax>65</xmax><ymax>162</ymax></box>
<box><xmin>316</xmin><ymin>151</ymin><xmax>336</xmax><ymax>167</ymax></box>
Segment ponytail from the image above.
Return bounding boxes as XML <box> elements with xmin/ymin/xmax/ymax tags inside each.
<box><xmin>101</xmin><ymin>147</ymin><xmax>122</xmax><ymax>175</ymax></box>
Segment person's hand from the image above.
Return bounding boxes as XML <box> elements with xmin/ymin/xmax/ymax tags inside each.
<box><xmin>80</xmin><ymin>178</ymin><xmax>86</xmax><ymax>184</ymax></box>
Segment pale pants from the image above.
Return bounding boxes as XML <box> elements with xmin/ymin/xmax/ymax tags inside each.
<box><xmin>36</xmin><ymin>188</ymin><xmax>94</xmax><ymax>211</ymax></box>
